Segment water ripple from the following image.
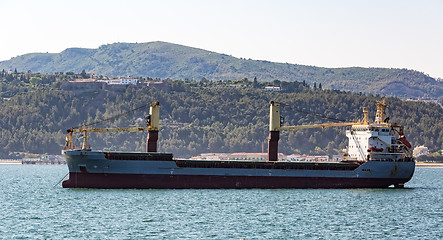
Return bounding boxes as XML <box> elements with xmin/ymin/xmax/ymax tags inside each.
<box><xmin>0</xmin><ymin>166</ymin><xmax>441</xmax><ymax>239</ymax></box>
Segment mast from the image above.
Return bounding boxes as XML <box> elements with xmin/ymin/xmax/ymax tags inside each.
<box><xmin>375</xmin><ymin>98</ymin><xmax>388</xmax><ymax>125</ymax></box>
<box><xmin>81</xmin><ymin>121</ymin><xmax>88</xmax><ymax>150</ymax></box>
<box><xmin>362</xmin><ymin>107</ymin><xmax>369</xmax><ymax>125</ymax></box>
<box><xmin>268</xmin><ymin>101</ymin><xmax>280</xmax><ymax>162</ymax></box>
<box><xmin>146</xmin><ymin>101</ymin><xmax>160</xmax><ymax>152</ymax></box>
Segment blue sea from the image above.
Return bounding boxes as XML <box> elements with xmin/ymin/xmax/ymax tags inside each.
<box><xmin>0</xmin><ymin>165</ymin><xmax>442</xmax><ymax>239</ymax></box>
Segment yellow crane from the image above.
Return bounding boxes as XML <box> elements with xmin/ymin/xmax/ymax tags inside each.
<box><xmin>269</xmin><ymin>101</ymin><xmax>367</xmax><ymax>132</ymax></box>
<box><xmin>267</xmin><ymin>101</ymin><xmax>368</xmax><ymax>161</ymax></box>
<box><xmin>63</xmin><ymin>101</ymin><xmax>160</xmax><ymax>152</ymax></box>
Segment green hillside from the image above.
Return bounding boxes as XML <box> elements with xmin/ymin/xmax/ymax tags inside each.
<box><xmin>1</xmin><ymin>42</ymin><xmax>442</xmax><ymax>98</ymax></box>
<box><xmin>1</xmin><ymin>72</ymin><xmax>442</xmax><ymax>158</ymax></box>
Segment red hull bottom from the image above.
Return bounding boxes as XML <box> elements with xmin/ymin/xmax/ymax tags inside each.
<box><xmin>62</xmin><ymin>172</ymin><xmax>410</xmax><ymax>189</ymax></box>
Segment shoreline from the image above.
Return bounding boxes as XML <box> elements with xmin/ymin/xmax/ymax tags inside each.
<box><xmin>0</xmin><ymin>160</ymin><xmax>66</xmax><ymax>165</ymax></box>
<box><xmin>1</xmin><ymin>160</ymin><xmax>442</xmax><ymax>167</ymax></box>
<box><xmin>0</xmin><ymin>160</ymin><xmax>21</xmax><ymax>164</ymax></box>
<box><xmin>416</xmin><ymin>162</ymin><xmax>443</xmax><ymax>168</ymax></box>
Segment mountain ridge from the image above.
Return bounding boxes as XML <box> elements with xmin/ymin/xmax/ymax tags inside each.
<box><xmin>1</xmin><ymin>41</ymin><xmax>442</xmax><ymax>98</ymax></box>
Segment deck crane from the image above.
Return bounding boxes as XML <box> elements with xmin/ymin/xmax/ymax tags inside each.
<box><xmin>267</xmin><ymin>101</ymin><xmax>366</xmax><ymax>162</ymax></box>
<box><xmin>267</xmin><ymin>99</ymin><xmax>412</xmax><ymax>162</ymax></box>
<box><xmin>63</xmin><ymin>101</ymin><xmax>160</xmax><ymax>152</ymax></box>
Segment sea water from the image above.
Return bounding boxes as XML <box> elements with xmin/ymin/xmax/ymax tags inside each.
<box><xmin>0</xmin><ymin>165</ymin><xmax>442</xmax><ymax>239</ymax></box>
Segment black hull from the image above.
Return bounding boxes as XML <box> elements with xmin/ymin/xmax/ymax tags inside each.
<box><xmin>62</xmin><ymin>172</ymin><xmax>410</xmax><ymax>189</ymax></box>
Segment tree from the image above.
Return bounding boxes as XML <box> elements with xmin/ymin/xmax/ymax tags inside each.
<box><xmin>81</xmin><ymin>69</ymin><xmax>87</xmax><ymax>79</ymax></box>
<box><xmin>30</xmin><ymin>77</ymin><xmax>42</xmax><ymax>86</ymax></box>
<box><xmin>253</xmin><ymin>77</ymin><xmax>259</xmax><ymax>88</ymax></box>
<box><xmin>200</xmin><ymin>78</ymin><xmax>209</xmax><ymax>86</ymax></box>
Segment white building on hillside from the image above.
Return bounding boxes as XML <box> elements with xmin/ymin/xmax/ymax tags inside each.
<box><xmin>264</xmin><ymin>86</ymin><xmax>281</xmax><ymax>91</ymax></box>
<box><xmin>100</xmin><ymin>78</ymin><xmax>138</xmax><ymax>85</ymax></box>
<box><xmin>413</xmin><ymin>145</ymin><xmax>429</xmax><ymax>157</ymax></box>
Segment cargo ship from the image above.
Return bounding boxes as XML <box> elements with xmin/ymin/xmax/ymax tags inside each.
<box><xmin>62</xmin><ymin>100</ymin><xmax>415</xmax><ymax>189</ymax></box>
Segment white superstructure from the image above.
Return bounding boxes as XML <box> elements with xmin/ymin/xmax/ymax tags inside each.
<box><xmin>344</xmin><ymin>99</ymin><xmax>412</xmax><ymax>162</ymax></box>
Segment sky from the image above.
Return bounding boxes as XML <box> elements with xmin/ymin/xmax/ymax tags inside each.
<box><xmin>1</xmin><ymin>0</ymin><xmax>442</xmax><ymax>79</ymax></box>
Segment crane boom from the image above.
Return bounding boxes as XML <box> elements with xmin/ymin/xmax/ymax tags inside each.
<box><xmin>279</xmin><ymin>122</ymin><xmax>359</xmax><ymax>131</ymax></box>
<box><xmin>63</xmin><ymin>101</ymin><xmax>160</xmax><ymax>151</ymax></box>
<box><xmin>268</xmin><ymin>101</ymin><xmax>365</xmax><ymax>162</ymax></box>
<box><xmin>270</xmin><ymin>101</ymin><xmax>363</xmax><ymax>132</ymax></box>
<box><xmin>67</xmin><ymin>127</ymin><xmax>149</xmax><ymax>133</ymax></box>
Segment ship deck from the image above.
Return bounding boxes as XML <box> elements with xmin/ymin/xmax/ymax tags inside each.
<box><xmin>174</xmin><ymin>159</ymin><xmax>362</xmax><ymax>171</ymax></box>
<box><xmin>73</xmin><ymin>151</ymin><xmax>365</xmax><ymax>171</ymax></box>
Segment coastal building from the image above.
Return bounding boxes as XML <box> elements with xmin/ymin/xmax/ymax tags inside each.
<box><xmin>193</xmin><ymin>153</ymin><xmax>333</xmax><ymax>162</ymax></box>
<box><xmin>413</xmin><ymin>145</ymin><xmax>429</xmax><ymax>157</ymax></box>
<box><xmin>230</xmin><ymin>84</ymin><xmax>245</xmax><ymax>89</ymax></box>
<box><xmin>264</xmin><ymin>86</ymin><xmax>281</xmax><ymax>91</ymax></box>
<box><xmin>192</xmin><ymin>152</ymin><xmax>285</xmax><ymax>161</ymax></box>
<box><xmin>287</xmin><ymin>154</ymin><xmax>329</xmax><ymax>162</ymax></box>
<box><xmin>195</xmin><ymin>153</ymin><xmax>230</xmax><ymax>160</ymax></box>
<box><xmin>229</xmin><ymin>152</ymin><xmax>269</xmax><ymax>161</ymax></box>
<box><xmin>104</xmin><ymin>77</ymin><xmax>138</xmax><ymax>85</ymax></box>
<box><xmin>332</xmin><ymin>155</ymin><xmax>343</xmax><ymax>162</ymax></box>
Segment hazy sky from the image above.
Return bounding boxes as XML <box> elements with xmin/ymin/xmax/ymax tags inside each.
<box><xmin>1</xmin><ymin>0</ymin><xmax>442</xmax><ymax>78</ymax></box>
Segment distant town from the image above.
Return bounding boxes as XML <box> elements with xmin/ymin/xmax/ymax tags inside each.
<box><xmin>60</xmin><ymin>71</ymin><xmax>283</xmax><ymax>92</ymax></box>
<box><xmin>1</xmin><ymin>145</ymin><xmax>441</xmax><ymax>165</ymax></box>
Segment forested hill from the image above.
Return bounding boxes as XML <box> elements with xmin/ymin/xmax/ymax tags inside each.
<box><xmin>0</xmin><ymin>73</ymin><xmax>442</xmax><ymax>158</ymax></box>
<box><xmin>1</xmin><ymin>41</ymin><xmax>442</xmax><ymax>98</ymax></box>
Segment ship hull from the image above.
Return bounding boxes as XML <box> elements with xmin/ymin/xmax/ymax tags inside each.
<box><xmin>62</xmin><ymin>151</ymin><xmax>415</xmax><ymax>189</ymax></box>
<box><xmin>62</xmin><ymin>172</ymin><xmax>412</xmax><ymax>189</ymax></box>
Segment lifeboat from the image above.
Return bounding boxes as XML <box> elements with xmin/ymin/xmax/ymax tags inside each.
<box><xmin>399</xmin><ymin>136</ymin><xmax>412</xmax><ymax>148</ymax></box>
<box><xmin>369</xmin><ymin>147</ymin><xmax>384</xmax><ymax>152</ymax></box>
